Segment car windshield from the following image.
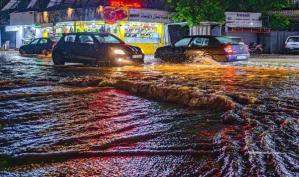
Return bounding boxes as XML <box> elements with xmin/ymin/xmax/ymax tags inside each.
<box><xmin>30</xmin><ymin>39</ymin><xmax>39</xmax><ymax>44</ymax></box>
<box><xmin>216</xmin><ymin>37</ymin><xmax>239</xmax><ymax>45</ymax></box>
<box><xmin>174</xmin><ymin>38</ymin><xmax>192</xmax><ymax>47</ymax></box>
<box><xmin>287</xmin><ymin>37</ymin><xmax>299</xmax><ymax>42</ymax></box>
<box><xmin>94</xmin><ymin>34</ymin><xmax>123</xmax><ymax>44</ymax></box>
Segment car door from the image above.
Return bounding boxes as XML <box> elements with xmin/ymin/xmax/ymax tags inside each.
<box><xmin>186</xmin><ymin>37</ymin><xmax>212</xmax><ymax>60</ymax></box>
<box><xmin>61</xmin><ymin>34</ymin><xmax>77</xmax><ymax>61</ymax></box>
<box><xmin>172</xmin><ymin>37</ymin><xmax>192</xmax><ymax>61</ymax></box>
<box><xmin>75</xmin><ymin>34</ymin><xmax>98</xmax><ymax>62</ymax></box>
<box><xmin>37</xmin><ymin>38</ymin><xmax>49</xmax><ymax>53</ymax></box>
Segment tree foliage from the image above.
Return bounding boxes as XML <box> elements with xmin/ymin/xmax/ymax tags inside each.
<box><xmin>269</xmin><ymin>14</ymin><xmax>290</xmax><ymax>30</ymax></box>
<box><xmin>225</xmin><ymin>0</ymin><xmax>289</xmax><ymax>12</ymax></box>
<box><xmin>169</xmin><ymin>0</ymin><xmax>291</xmax><ymax>29</ymax></box>
<box><xmin>169</xmin><ymin>0</ymin><xmax>226</xmax><ymax>26</ymax></box>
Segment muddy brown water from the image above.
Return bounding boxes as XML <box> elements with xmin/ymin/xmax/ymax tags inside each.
<box><xmin>0</xmin><ymin>51</ymin><xmax>298</xmax><ymax>176</ymax></box>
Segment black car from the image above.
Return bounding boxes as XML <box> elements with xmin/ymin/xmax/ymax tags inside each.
<box><xmin>52</xmin><ymin>32</ymin><xmax>144</xmax><ymax>66</ymax></box>
<box><xmin>155</xmin><ymin>35</ymin><xmax>250</xmax><ymax>62</ymax></box>
<box><xmin>19</xmin><ymin>38</ymin><xmax>56</xmax><ymax>56</ymax></box>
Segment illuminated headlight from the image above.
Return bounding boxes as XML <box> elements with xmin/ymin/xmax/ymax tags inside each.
<box><xmin>113</xmin><ymin>49</ymin><xmax>126</xmax><ymax>55</ymax></box>
<box><xmin>117</xmin><ymin>58</ymin><xmax>123</xmax><ymax>62</ymax></box>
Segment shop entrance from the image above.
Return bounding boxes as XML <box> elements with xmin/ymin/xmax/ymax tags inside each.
<box><xmin>1</xmin><ymin>31</ymin><xmax>16</xmax><ymax>49</ymax></box>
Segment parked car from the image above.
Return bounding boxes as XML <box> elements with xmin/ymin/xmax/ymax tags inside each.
<box><xmin>52</xmin><ymin>32</ymin><xmax>144</xmax><ymax>66</ymax></box>
<box><xmin>155</xmin><ymin>35</ymin><xmax>250</xmax><ymax>62</ymax></box>
<box><xmin>285</xmin><ymin>36</ymin><xmax>299</xmax><ymax>54</ymax></box>
<box><xmin>19</xmin><ymin>38</ymin><xmax>56</xmax><ymax>56</ymax></box>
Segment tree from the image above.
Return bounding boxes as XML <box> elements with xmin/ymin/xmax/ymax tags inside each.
<box><xmin>268</xmin><ymin>14</ymin><xmax>290</xmax><ymax>30</ymax></box>
<box><xmin>226</xmin><ymin>0</ymin><xmax>291</xmax><ymax>30</ymax></box>
<box><xmin>169</xmin><ymin>0</ymin><xmax>292</xmax><ymax>29</ymax></box>
<box><xmin>169</xmin><ymin>0</ymin><xmax>226</xmax><ymax>26</ymax></box>
<box><xmin>225</xmin><ymin>0</ymin><xmax>289</xmax><ymax>12</ymax></box>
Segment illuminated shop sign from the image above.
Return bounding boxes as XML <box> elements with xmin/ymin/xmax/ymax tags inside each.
<box><xmin>103</xmin><ymin>6</ymin><xmax>128</xmax><ymax>24</ymax></box>
<box><xmin>5</xmin><ymin>25</ymin><xmax>20</xmax><ymax>31</ymax></box>
<box><xmin>129</xmin><ymin>9</ymin><xmax>170</xmax><ymax>23</ymax></box>
<box><xmin>109</xmin><ymin>0</ymin><xmax>142</xmax><ymax>8</ymax></box>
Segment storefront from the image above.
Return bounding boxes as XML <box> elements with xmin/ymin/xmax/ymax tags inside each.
<box><xmin>5</xmin><ymin>7</ymin><xmax>169</xmax><ymax>54</ymax></box>
<box><xmin>69</xmin><ymin>20</ymin><xmax>164</xmax><ymax>54</ymax></box>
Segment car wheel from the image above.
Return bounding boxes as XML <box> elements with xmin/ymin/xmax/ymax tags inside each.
<box><xmin>19</xmin><ymin>49</ymin><xmax>26</xmax><ymax>55</ymax></box>
<box><xmin>53</xmin><ymin>52</ymin><xmax>65</xmax><ymax>65</ymax></box>
<box><xmin>103</xmin><ymin>58</ymin><xmax>117</xmax><ymax>67</ymax></box>
<box><xmin>42</xmin><ymin>49</ymin><xmax>50</xmax><ymax>56</ymax></box>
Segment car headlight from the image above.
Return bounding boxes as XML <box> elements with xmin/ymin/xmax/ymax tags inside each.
<box><xmin>113</xmin><ymin>49</ymin><xmax>126</xmax><ymax>55</ymax></box>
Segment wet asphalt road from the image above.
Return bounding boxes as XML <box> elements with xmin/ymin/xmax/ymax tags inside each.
<box><xmin>0</xmin><ymin>51</ymin><xmax>298</xmax><ymax>176</ymax></box>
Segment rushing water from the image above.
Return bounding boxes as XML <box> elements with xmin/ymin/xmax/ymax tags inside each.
<box><xmin>0</xmin><ymin>51</ymin><xmax>298</xmax><ymax>176</ymax></box>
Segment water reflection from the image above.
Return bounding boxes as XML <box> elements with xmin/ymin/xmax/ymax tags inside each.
<box><xmin>0</xmin><ymin>52</ymin><xmax>298</xmax><ymax>176</ymax></box>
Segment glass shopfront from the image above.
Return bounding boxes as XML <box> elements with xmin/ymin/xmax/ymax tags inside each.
<box><xmin>54</xmin><ymin>22</ymin><xmax>75</xmax><ymax>39</ymax></box>
<box><xmin>122</xmin><ymin>22</ymin><xmax>162</xmax><ymax>43</ymax></box>
<box><xmin>75</xmin><ymin>21</ymin><xmax>119</xmax><ymax>36</ymax></box>
<box><xmin>5</xmin><ymin>20</ymin><xmax>165</xmax><ymax>54</ymax></box>
<box><xmin>22</xmin><ymin>25</ymin><xmax>37</xmax><ymax>44</ymax></box>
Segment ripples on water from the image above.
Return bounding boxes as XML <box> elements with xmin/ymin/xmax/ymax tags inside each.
<box><xmin>0</xmin><ymin>52</ymin><xmax>298</xmax><ymax>176</ymax></box>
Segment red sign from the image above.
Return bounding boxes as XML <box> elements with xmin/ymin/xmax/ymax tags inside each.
<box><xmin>103</xmin><ymin>6</ymin><xmax>128</xmax><ymax>24</ymax></box>
<box><xmin>109</xmin><ymin>0</ymin><xmax>142</xmax><ymax>8</ymax></box>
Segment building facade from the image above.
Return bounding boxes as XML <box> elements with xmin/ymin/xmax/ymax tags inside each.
<box><xmin>1</xmin><ymin>0</ymin><xmax>170</xmax><ymax>54</ymax></box>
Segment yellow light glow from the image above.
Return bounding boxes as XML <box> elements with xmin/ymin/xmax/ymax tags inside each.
<box><xmin>43</xmin><ymin>11</ymin><xmax>49</xmax><ymax>23</ymax></box>
<box><xmin>67</xmin><ymin>8</ymin><xmax>74</xmax><ymax>18</ymax></box>
<box><xmin>114</xmin><ymin>49</ymin><xmax>126</xmax><ymax>55</ymax></box>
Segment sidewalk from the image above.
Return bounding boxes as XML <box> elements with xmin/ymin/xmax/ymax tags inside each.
<box><xmin>251</xmin><ymin>54</ymin><xmax>299</xmax><ymax>59</ymax></box>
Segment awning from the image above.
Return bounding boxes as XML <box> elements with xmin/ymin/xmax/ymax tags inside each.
<box><xmin>27</xmin><ymin>0</ymin><xmax>39</xmax><ymax>9</ymax></box>
<box><xmin>47</xmin><ymin>0</ymin><xmax>63</xmax><ymax>8</ymax></box>
<box><xmin>1</xmin><ymin>0</ymin><xmax>20</xmax><ymax>11</ymax></box>
<box><xmin>63</xmin><ymin>0</ymin><xmax>76</xmax><ymax>5</ymax></box>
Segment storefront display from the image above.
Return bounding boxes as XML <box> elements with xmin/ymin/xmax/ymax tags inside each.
<box><xmin>41</xmin><ymin>27</ymin><xmax>54</xmax><ymax>38</ymax></box>
<box><xmin>75</xmin><ymin>21</ymin><xmax>119</xmax><ymax>35</ymax></box>
<box><xmin>54</xmin><ymin>22</ymin><xmax>75</xmax><ymax>39</ymax></box>
<box><xmin>6</xmin><ymin>6</ymin><xmax>169</xmax><ymax>53</ymax></box>
<box><xmin>22</xmin><ymin>26</ymin><xmax>37</xmax><ymax>44</ymax></box>
<box><xmin>122</xmin><ymin>22</ymin><xmax>163</xmax><ymax>43</ymax></box>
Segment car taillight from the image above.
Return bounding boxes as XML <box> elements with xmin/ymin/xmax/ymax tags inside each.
<box><xmin>224</xmin><ymin>45</ymin><xmax>236</xmax><ymax>54</ymax></box>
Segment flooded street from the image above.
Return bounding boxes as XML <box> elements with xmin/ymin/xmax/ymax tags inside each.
<box><xmin>0</xmin><ymin>51</ymin><xmax>298</xmax><ymax>176</ymax></box>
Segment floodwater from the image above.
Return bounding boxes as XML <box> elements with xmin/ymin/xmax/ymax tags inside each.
<box><xmin>0</xmin><ymin>51</ymin><xmax>298</xmax><ymax>176</ymax></box>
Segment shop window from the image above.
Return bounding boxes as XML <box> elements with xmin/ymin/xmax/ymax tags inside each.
<box><xmin>78</xmin><ymin>35</ymin><xmax>94</xmax><ymax>44</ymax></box>
<box><xmin>64</xmin><ymin>35</ymin><xmax>76</xmax><ymax>43</ymax></box>
<box><xmin>75</xmin><ymin>21</ymin><xmax>119</xmax><ymax>35</ymax></box>
<box><xmin>123</xmin><ymin>22</ymin><xmax>162</xmax><ymax>43</ymax></box>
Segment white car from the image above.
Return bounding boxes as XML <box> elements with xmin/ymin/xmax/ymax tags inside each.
<box><xmin>285</xmin><ymin>36</ymin><xmax>299</xmax><ymax>53</ymax></box>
